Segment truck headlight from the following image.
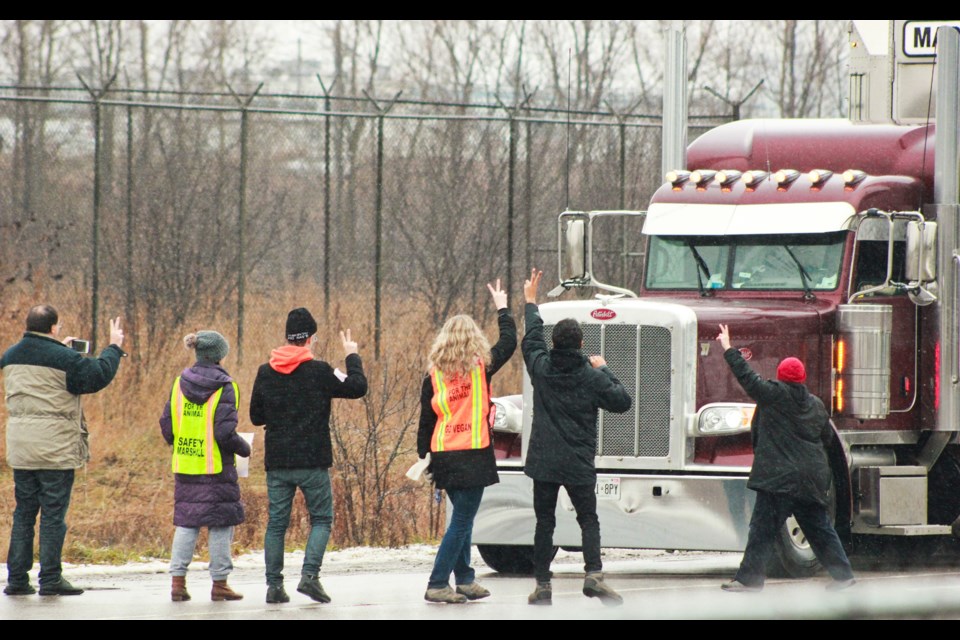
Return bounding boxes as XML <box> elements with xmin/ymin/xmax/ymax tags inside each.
<box><xmin>694</xmin><ymin>404</ymin><xmax>755</xmax><ymax>436</ymax></box>
<box><xmin>491</xmin><ymin>395</ymin><xmax>523</xmax><ymax>434</ymax></box>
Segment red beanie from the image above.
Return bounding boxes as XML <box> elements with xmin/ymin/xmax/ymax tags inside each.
<box><xmin>777</xmin><ymin>357</ymin><xmax>806</xmax><ymax>383</ymax></box>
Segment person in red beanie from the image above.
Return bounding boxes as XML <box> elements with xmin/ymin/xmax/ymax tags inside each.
<box><xmin>716</xmin><ymin>324</ymin><xmax>855</xmax><ymax>592</ymax></box>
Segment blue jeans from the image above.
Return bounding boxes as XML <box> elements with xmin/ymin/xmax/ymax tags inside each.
<box><xmin>735</xmin><ymin>490</ymin><xmax>855</xmax><ymax>587</ymax></box>
<box><xmin>264</xmin><ymin>468</ymin><xmax>333</xmax><ymax>587</ymax></box>
<box><xmin>427</xmin><ymin>487</ymin><xmax>484</xmax><ymax>589</ymax></box>
<box><xmin>6</xmin><ymin>469</ymin><xmax>75</xmax><ymax>588</ymax></box>
<box><xmin>533</xmin><ymin>480</ymin><xmax>602</xmax><ymax>583</ymax></box>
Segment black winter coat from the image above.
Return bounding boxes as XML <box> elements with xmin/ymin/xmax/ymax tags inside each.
<box><xmin>249</xmin><ymin>353</ymin><xmax>367</xmax><ymax>471</ymax></box>
<box><xmin>723</xmin><ymin>348</ymin><xmax>834</xmax><ymax>506</ymax></box>
<box><xmin>522</xmin><ymin>303</ymin><xmax>632</xmax><ymax>486</ymax></box>
<box><xmin>416</xmin><ymin>308</ymin><xmax>517</xmax><ymax>490</ymax></box>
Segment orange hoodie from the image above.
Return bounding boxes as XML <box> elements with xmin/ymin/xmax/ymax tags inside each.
<box><xmin>268</xmin><ymin>345</ymin><xmax>315</xmax><ymax>374</ymax></box>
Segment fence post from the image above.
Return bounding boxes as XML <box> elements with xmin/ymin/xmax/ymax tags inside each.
<box><xmin>125</xmin><ymin>86</ymin><xmax>136</xmax><ymax>372</ymax></box>
<box><xmin>497</xmin><ymin>91</ymin><xmax>535</xmax><ymax>297</ymax></box>
<box><xmin>603</xmin><ymin>99</ymin><xmax>643</xmax><ymax>283</ymax></box>
<box><xmin>318</xmin><ymin>74</ymin><xmax>339</xmax><ymax>318</ymax></box>
<box><xmin>362</xmin><ymin>90</ymin><xmax>401</xmax><ymax>360</ymax></box>
<box><xmin>77</xmin><ymin>72</ymin><xmax>116</xmax><ymax>349</ymax></box>
<box><xmin>228</xmin><ymin>82</ymin><xmax>264</xmax><ymax>366</ymax></box>
<box><xmin>703</xmin><ymin>81</ymin><xmax>764</xmax><ymax>123</ymax></box>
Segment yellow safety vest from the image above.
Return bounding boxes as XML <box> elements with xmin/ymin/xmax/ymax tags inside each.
<box><xmin>169</xmin><ymin>377</ymin><xmax>238</xmax><ymax>475</ymax></box>
<box><xmin>429</xmin><ymin>362</ymin><xmax>492</xmax><ymax>453</ymax></box>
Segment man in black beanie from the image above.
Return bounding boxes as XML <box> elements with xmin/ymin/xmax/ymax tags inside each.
<box><xmin>521</xmin><ymin>270</ymin><xmax>632</xmax><ymax>607</ymax></box>
<box><xmin>249</xmin><ymin>308</ymin><xmax>367</xmax><ymax>605</ymax></box>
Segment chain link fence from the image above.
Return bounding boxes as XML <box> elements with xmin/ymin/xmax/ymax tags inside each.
<box><xmin>0</xmin><ymin>86</ymin><xmax>727</xmax><ymax>361</ymax></box>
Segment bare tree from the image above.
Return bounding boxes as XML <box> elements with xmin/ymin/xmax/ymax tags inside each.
<box><xmin>766</xmin><ymin>20</ymin><xmax>846</xmax><ymax>118</ymax></box>
<box><xmin>325</xmin><ymin>20</ymin><xmax>384</xmax><ymax>281</ymax></box>
<box><xmin>331</xmin><ymin>352</ymin><xmax>425</xmax><ymax>546</ymax></box>
<box><xmin>533</xmin><ymin>20</ymin><xmax>633</xmax><ymax>111</ymax></box>
<box><xmin>0</xmin><ymin>21</ymin><xmax>69</xmax><ymax>293</ymax></box>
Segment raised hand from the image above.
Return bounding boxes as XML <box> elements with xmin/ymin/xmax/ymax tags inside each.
<box><xmin>340</xmin><ymin>329</ymin><xmax>358</xmax><ymax>356</ymax></box>
<box><xmin>109</xmin><ymin>317</ymin><xmax>125</xmax><ymax>348</ymax></box>
<box><xmin>524</xmin><ymin>268</ymin><xmax>543</xmax><ymax>304</ymax></box>
<box><xmin>487</xmin><ymin>278</ymin><xmax>508</xmax><ymax>310</ymax></box>
<box><xmin>588</xmin><ymin>355</ymin><xmax>607</xmax><ymax>368</ymax></box>
<box><xmin>717</xmin><ymin>324</ymin><xmax>731</xmax><ymax>351</ymax></box>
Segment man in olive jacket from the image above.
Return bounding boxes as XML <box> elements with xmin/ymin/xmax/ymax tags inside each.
<box><xmin>2</xmin><ymin>305</ymin><xmax>126</xmax><ymax>597</ymax></box>
<box><xmin>521</xmin><ymin>269</ymin><xmax>632</xmax><ymax>607</ymax></box>
<box><xmin>716</xmin><ymin>323</ymin><xmax>854</xmax><ymax>592</ymax></box>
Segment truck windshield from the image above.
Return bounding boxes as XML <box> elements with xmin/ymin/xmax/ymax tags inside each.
<box><xmin>646</xmin><ymin>232</ymin><xmax>846</xmax><ymax>291</ymax></box>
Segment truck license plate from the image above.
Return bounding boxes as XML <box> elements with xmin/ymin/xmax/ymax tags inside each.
<box><xmin>595</xmin><ymin>477</ymin><xmax>621</xmax><ymax>500</ymax></box>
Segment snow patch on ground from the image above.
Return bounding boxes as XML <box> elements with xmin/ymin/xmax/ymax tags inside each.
<box><xmin>9</xmin><ymin>545</ymin><xmax>684</xmax><ymax>580</ymax></box>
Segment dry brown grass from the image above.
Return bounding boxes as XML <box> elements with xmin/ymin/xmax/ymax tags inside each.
<box><xmin>0</xmin><ymin>283</ymin><xmax>523</xmax><ymax>563</ymax></box>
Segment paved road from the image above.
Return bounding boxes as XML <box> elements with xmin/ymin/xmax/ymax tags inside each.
<box><xmin>3</xmin><ymin>547</ymin><xmax>960</xmax><ymax>620</ymax></box>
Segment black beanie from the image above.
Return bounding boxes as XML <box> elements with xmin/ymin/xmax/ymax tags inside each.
<box><xmin>286</xmin><ymin>307</ymin><xmax>317</xmax><ymax>342</ymax></box>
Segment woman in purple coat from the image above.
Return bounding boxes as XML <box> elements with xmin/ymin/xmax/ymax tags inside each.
<box><xmin>159</xmin><ymin>331</ymin><xmax>251</xmax><ymax>602</ymax></box>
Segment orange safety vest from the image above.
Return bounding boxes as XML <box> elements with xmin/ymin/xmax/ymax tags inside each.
<box><xmin>429</xmin><ymin>362</ymin><xmax>492</xmax><ymax>453</ymax></box>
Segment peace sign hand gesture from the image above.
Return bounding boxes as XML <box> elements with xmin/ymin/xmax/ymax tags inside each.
<box><xmin>524</xmin><ymin>268</ymin><xmax>543</xmax><ymax>304</ymax></box>
<box><xmin>487</xmin><ymin>278</ymin><xmax>508</xmax><ymax>310</ymax></box>
<box><xmin>340</xmin><ymin>329</ymin><xmax>358</xmax><ymax>356</ymax></box>
<box><xmin>717</xmin><ymin>324</ymin><xmax>732</xmax><ymax>351</ymax></box>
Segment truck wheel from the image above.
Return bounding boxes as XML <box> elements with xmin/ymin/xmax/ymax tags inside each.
<box><xmin>767</xmin><ymin>479</ymin><xmax>839</xmax><ymax>578</ymax></box>
<box><xmin>476</xmin><ymin>545</ymin><xmax>557</xmax><ymax>575</ymax></box>
<box><xmin>768</xmin><ymin>514</ymin><xmax>822</xmax><ymax>578</ymax></box>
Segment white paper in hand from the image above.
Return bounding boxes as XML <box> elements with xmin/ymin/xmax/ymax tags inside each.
<box><xmin>405</xmin><ymin>453</ymin><xmax>431</xmax><ymax>483</ymax></box>
<box><xmin>236</xmin><ymin>432</ymin><xmax>254</xmax><ymax>478</ymax></box>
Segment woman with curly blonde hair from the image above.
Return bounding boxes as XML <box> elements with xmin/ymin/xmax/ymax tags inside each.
<box><xmin>417</xmin><ymin>279</ymin><xmax>516</xmax><ymax>604</ymax></box>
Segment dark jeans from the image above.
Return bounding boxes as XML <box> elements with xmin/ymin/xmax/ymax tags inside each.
<box><xmin>532</xmin><ymin>480</ymin><xmax>602</xmax><ymax>583</ymax></box>
<box><xmin>735</xmin><ymin>489</ymin><xmax>855</xmax><ymax>587</ymax></box>
<box><xmin>427</xmin><ymin>487</ymin><xmax>484</xmax><ymax>589</ymax></box>
<box><xmin>264</xmin><ymin>468</ymin><xmax>333</xmax><ymax>586</ymax></box>
<box><xmin>6</xmin><ymin>469</ymin><xmax>75</xmax><ymax>588</ymax></box>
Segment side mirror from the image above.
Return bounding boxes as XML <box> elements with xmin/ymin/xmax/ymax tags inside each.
<box><xmin>563</xmin><ymin>218</ymin><xmax>587</xmax><ymax>280</ymax></box>
<box><xmin>906</xmin><ymin>221</ymin><xmax>937</xmax><ymax>281</ymax></box>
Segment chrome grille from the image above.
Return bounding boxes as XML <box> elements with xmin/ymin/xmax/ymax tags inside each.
<box><xmin>543</xmin><ymin>322</ymin><xmax>671</xmax><ymax>458</ymax></box>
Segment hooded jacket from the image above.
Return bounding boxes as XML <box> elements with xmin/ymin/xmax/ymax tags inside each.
<box><xmin>522</xmin><ymin>303</ymin><xmax>632</xmax><ymax>486</ymax></box>
<box><xmin>723</xmin><ymin>348</ymin><xmax>834</xmax><ymax>505</ymax></box>
<box><xmin>416</xmin><ymin>308</ymin><xmax>517</xmax><ymax>490</ymax></box>
<box><xmin>159</xmin><ymin>362</ymin><xmax>251</xmax><ymax>527</ymax></box>
<box><xmin>249</xmin><ymin>346</ymin><xmax>367</xmax><ymax>471</ymax></box>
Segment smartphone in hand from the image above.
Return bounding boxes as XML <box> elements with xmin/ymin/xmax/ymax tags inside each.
<box><xmin>70</xmin><ymin>339</ymin><xmax>91</xmax><ymax>354</ymax></box>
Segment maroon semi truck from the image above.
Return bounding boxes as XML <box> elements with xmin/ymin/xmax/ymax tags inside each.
<box><xmin>471</xmin><ymin>20</ymin><xmax>960</xmax><ymax>576</ymax></box>
<box><xmin>472</xmin><ymin>113</ymin><xmax>960</xmax><ymax>576</ymax></box>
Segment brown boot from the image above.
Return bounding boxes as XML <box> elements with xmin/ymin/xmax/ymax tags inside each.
<box><xmin>211</xmin><ymin>580</ymin><xmax>243</xmax><ymax>601</ymax></box>
<box><xmin>171</xmin><ymin>576</ymin><xmax>191</xmax><ymax>602</ymax></box>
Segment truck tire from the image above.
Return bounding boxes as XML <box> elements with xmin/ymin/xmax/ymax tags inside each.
<box><xmin>476</xmin><ymin>545</ymin><xmax>557</xmax><ymax>575</ymax></box>
<box><xmin>768</xmin><ymin>514</ymin><xmax>822</xmax><ymax>578</ymax></box>
<box><xmin>767</xmin><ymin>476</ymin><xmax>839</xmax><ymax>578</ymax></box>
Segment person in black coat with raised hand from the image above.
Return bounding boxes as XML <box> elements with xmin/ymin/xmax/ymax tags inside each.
<box><xmin>522</xmin><ymin>268</ymin><xmax>632</xmax><ymax>607</ymax></box>
<box><xmin>716</xmin><ymin>323</ymin><xmax>855</xmax><ymax>592</ymax></box>
<box><xmin>250</xmin><ymin>308</ymin><xmax>368</xmax><ymax>605</ymax></box>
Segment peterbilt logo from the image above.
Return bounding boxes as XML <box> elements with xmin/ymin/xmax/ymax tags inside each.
<box><xmin>739</xmin><ymin>348</ymin><xmax>753</xmax><ymax>361</ymax></box>
<box><xmin>590</xmin><ymin>309</ymin><xmax>617</xmax><ymax>320</ymax></box>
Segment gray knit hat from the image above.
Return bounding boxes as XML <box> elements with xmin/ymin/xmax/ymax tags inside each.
<box><xmin>184</xmin><ymin>330</ymin><xmax>229</xmax><ymax>364</ymax></box>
